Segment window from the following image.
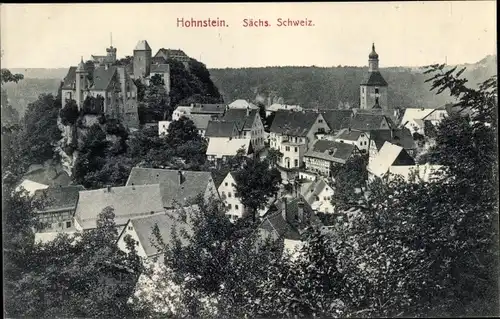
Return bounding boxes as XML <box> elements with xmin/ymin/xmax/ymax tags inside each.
<box><xmin>285</xmin><ymin>146</ymin><xmax>290</xmax><ymax>151</ymax></box>
<box><xmin>375</xmin><ymin>88</ymin><xmax>379</xmax><ymax>94</ymax></box>
<box><xmin>228</xmin><ymin>192</ymin><xmax>232</xmax><ymax>198</ymax></box>
<box><xmin>235</xmin><ymin>205</ymin><xmax>239</xmax><ymax>210</ymax></box>
<box><xmin>225</xmin><ymin>182</ymin><xmax>228</xmax><ymax>186</ymax></box>
<box><xmin>362</xmin><ymin>87</ymin><xmax>365</xmax><ymax>93</ymax></box>
<box><xmin>66</xmin><ymin>221</ymin><xmax>71</xmax><ymax>228</ymax></box>
<box><xmin>294</xmin><ymin>147</ymin><xmax>298</xmax><ymax>152</ymax></box>
<box><xmin>221</xmin><ymin>191</ymin><xmax>225</xmax><ymax>197</ymax></box>
<box><xmin>294</xmin><ymin>159</ymin><xmax>298</xmax><ymax>167</ymax></box>
<box><xmin>128</xmin><ymin>226</ymin><xmax>133</xmax><ymax>231</ymax></box>
<box><xmin>228</xmin><ymin>204</ymin><xmax>232</xmax><ymax>209</ymax></box>
<box><xmin>318</xmin><ymin>119</ymin><xmax>323</xmax><ymax>123</ymax></box>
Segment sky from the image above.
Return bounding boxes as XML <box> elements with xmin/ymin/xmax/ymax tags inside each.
<box><xmin>1</xmin><ymin>2</ymin><xmax>496</xmax><ymax>69</ymax></box>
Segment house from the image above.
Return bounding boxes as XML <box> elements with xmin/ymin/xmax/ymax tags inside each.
<box><xmin>265</xmin><ymin>103</ymin><xmax>302</xmax><ymax>117</ymax></box>
<box><xmin>33</xmin><ymin>185</ymin><xmax>85</xmax><ymax>232</ymax></box>
<box><xmin>259</xmin><ymin>196</ymin><xmax>322</xmax><ymax>257</ymax></box>
<box><xmin>217</xmin><ymin>172</ymin><xmax>276</xmax><ymax>221</ymax></box>
<box><xmin>228</xmin><ymin>99</ymin><xmax>259</xmax><ymax>110</ymax></box>
<box><xmin>318</xmin><ymin>109</ymin><xmax>353</xmax><ymax>135</ymax></box>
<box><xmin>185</xmin><ymin>114</ymin><xmax>212</xmax><ymax>137</ymax></box>
<box><xmin>299</xmin><ymin>178</ymin><xmax>335</xmax><ymax>214</ymax></box>
<box><xmin>387</xmin><ymin>164</ymin><xmax>446</xmax><ymax>183</ymax></box>
<box><xmin>369</xmin><ymin>128</ymin><xmax>417</xmax><ymax>161</ymax></box>
<box><xmin>349</xmin><ymin>113</ymin><xmax>394</xmax><ymax>131</ymax></box>
<box><xmin>206</xmin><ymin>138</ymin><xmax>253</xmax><ymax>165</ymax></box>
<box><xmin>190</xmin><ymin>103</ymin><xmax>227</xmax><ymax>118</ymax></box>
<box><xmin>158</xmin><ymin>121</ymin><xmax>172</xmax><ymax>136</ymax></box>
<box><xmin>401</xmin><ymin>107</ymin><xmax>437</xmax><ymax>135</ymax></box>
<box><xmin>421</xmin><ymin>106</ymin><xmax>448</xmax><ymax>127</ymax></box>
<box><xmin>221</xmin><ymin>108</ymin><xmax>265</xmax><ymax>151</ymax></box>
<box><xmin>269</xmin><ymin>110</ymin><xmax>331</xmax><ymax>174</ymax></box>
<box><xmin>334</xmin><ymin>128</ymin><xmax>370</xmax><ymax>152</ymax></box>
<box><xmin>172</xmin><ymin>106</ymin><xmax>193</xmax><ymax>121</ymax></box>
<box><xmin>304</xmin><ymin>140</ymin><xmax>358</xmax><ymax>178</ymax></box>
<box><xmin>16</xmin><ymin>163</ymin><xmax>72</xmax><ymax>196</ymax></box>
<box><xmin>204</xmin><ymin>120</ymin><xmax>239</xmax><ymax>139</ymax></box>
<box><xmin>153</xmin><ymin>48</ymin><xmax>191</xmax><ymax>64</ymax></box>
<box><xmin>367</xmin><ymin>141</ymin><xmax>416</xmax><ymax>180</ymax></box>
<box><xmin>116</xmin><ymin>207</ymin><xmax>196</xmax><ymax>260</ymax></box>
<box><xmin>61</xmin><ymin>60</ymin><xmax>139</xmax><ymax>129</ymax></box>
<box><xmin>125</xmin><ymin>167</ymin><xmax>219</xmax><ymax>208</ymax></box>
<box><xmin>74</xmin><ymin>184</ymin><xmax>166</xmax><ymax>231</ymax></box>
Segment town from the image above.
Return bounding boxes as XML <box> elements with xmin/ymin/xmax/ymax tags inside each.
<box><xmin>2</xmin><ymin>7</ymin><xmax>498</xmax><ymax>317</ymax></box>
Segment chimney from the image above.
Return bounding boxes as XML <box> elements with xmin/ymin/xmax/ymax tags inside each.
<box><xmin>390</xmin><ymin>129</ymin><xmax>394</xmax><ymax>140</ymax></box>
<box><xmin>106</xmin><ymin>185</ymin><xmax>111</xmax><ymax>192</ymax></box>
<box><xmin>178</xmin><ymin>170</ymin><xmax>183</xmax><ymax>185</ymax></box>
<box><xmin>281</xmin><ymin>197</ymin><xmax>288</xmax><ymax>222</ymax></box>
<box><xmin>190</xmin><ymin>103</ymin><xmax>194</xmax><ymax>107</ymax></box>
<box><xmin>297</xmin><ymin>200</ymin><xmax>305</xmax><ymax>224</ymax></box>
<box><xmin>246</xmin><ymin>106</ymin><xmax>250</xmax><ymax>117</ymax></box>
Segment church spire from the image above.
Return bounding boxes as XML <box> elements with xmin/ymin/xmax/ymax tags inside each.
<box><xmin>368</xmin><ymin>43</ymin><xmax>379</xmax><ymax>72</ymax></box>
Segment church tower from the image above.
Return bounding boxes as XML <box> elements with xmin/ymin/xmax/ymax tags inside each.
<box><xmin>106</xmin><ymin>33</ymin><xmax>117</xmax><ymax>64</ymax></box>
<box><xmin>75</xmin><ymin>57</ymin><xmax>88</xmax><ymax>109</ymax></box>
<box><xmin>360</xmin><ymin>43</ymin><xmax>389</xmax><ymax>110</ymax></box>
<box><xmin>133</xmin><ymin>40</ymin><xmax>152</xmax><ymax>79</ymax></box>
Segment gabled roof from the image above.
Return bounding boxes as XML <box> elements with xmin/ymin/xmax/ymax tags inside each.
<box><xmin>33</xmin><ymin>185</ymin><xmax>85</xmax><ymax>212</ymax></box>
<box><xmin>155</xmin><ymin>48</ymin><xmax>188</xmax><ymax>57</ymax></box>
<box><xmin>125</xmin><ymin>168</ymin><xmax>213</xmax><ymax>208</ymax></box>
<box><xmin>128</xmin><ymin>208</ymin><xmax>196</xmax><ymax>257</ymax></box>
<box><xmin>206</xmin><ymin>138</ymin><xmax>252</xmax><ymax>158</ymax></box>
<box><xmin>319</xmin><ymin>109</ymin><xmax>353</xmax><ymax>131</ymax></box>
<box><xmin>15</xmin><ymin>180</ymin><xmax>49</xmax><ymax>197</ymax></box>
<box><xmin>61</xmin><ymin>67</ymin><xmax>77</xmax><ymax>90</ymax></box>
<box><xmin>185</xmin><ymin>114</ymin><xmax>212</xmax><ymax>130</ymax></box>
<box><xmin>335</xmin><ymin>128</ymin><xmax>364</xmax><ymax>141</ymax></box>
<box><xmin>300</xmin><ymin>178</ymin><xmax>329</xmax><ymax>206</ymax></box>
<box><xmin>22</xmin><ymin>166</ymin><xmax>71</xmax><ymax>188</ymax></box>
<box><xmin>75</xmin><ymin>184</ymin><xmax>165</xmax><ymax>230</ymax></box>
<box><xmin>360</xmin><ymin>71</ymin><xmax>388</xmax><ymax>86</ymax></box>
<box><xmin>222</xmin><ymin>109</ymin><xmax>258</xmax><ymax>131</ymax></box>
<box><xmin>350</xmin><ymin>113</ymin><xmax>392</xmax><ymax>131</ymax></box>
<box><xmin>270</xmin><ymin>110</ymin><xmax>322</xmax><ymax>137</ymax></box>
<box><xmin>368</xmin><ymin>142</ymin><xmax>415</xmax><ymax>178</ymax></box>
<box><xmin>228</xmin><ymin>99</ymin><xmax>258</xmax><ymax>110</ymax></box>
<box><xmin>370</xmin><ymin>128</ymin><xmax>416</xmax><ymax>151</ymax></box>
<box><xmin>150</xmin><ymin>64</ymin><xmax>170</xmax><ymax>74</ymax></box>
<box><xmin>305</xmin><ymin>140</ymin><xmax>356</xmax><ymax>164</ymax></box>
<box><xmin>135</xmin><ymin>40</ymin><xmax>151</xmax><ymax>51</ymax></box>
<box><xmin>190</xmin><ymin>103</ymin><xmax>226</xmax><ymax>115</ymax></box>
<box><xmin>205</xmin><ymin>120</ymin><xmax>238</xmax><ymax>138</ymax></box>
<box><xmin>260</xmin><ymin>197</ymin><xmax>320</xmax><ymax>240</ymax></box>
<box><xmin>90</xmin><ymin>66</ymin><xmax>117</xmax><ymax>91</ymax></box>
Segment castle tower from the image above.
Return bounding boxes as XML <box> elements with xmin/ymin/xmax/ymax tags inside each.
<box><xmin>359</xmin><ymin>43</ymin><xmax>389</xmax><ymax>110</ymax></box>
<box><xmin>133</xmin><ymin>40</ymin><xmax>152</xmax><ymax>79</ymax></box>
<box><xmin>106</xmin><ymin>33</ymin><xmax>117</xmax><ymax>64</ymax></box>
<box><xmin>75</xmin><ymin>57</ymin><xmax>88</xmax><ymax>109</ymax></box>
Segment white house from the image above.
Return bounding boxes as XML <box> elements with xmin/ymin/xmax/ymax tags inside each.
<box><xmin>158</xmin><ymin>121</ymin><xmax>172</xmax><ymax>136</ymax></box>
<box><xmin>172</xmin><ymin>105</ymin><xmax>193</xmax><ymax>121</ymax></box>
<box><xmin>401</xmin><ymin>107</ymin><xmax>448</xmax><ymax>135</ymax></box>
<box><xmin>206</xmin><ymin>138</ymin><xmax>253</xmax><ymax>164</ymax></box>
<box><xmin>421</xmin><ymin>107</ymin><xmax>448</xmax><ymax>127</ymax></box>
<box><xmin>269</xmin><ymin>110</ymin><xmax>331</xmax><ymax>173</ymax></box>
<box><xmin>367</xmin><ymin>141</ymin><xmax>416</xmax><ymax>181</ymax></box>
<box><xmin>333</xmin><ymin>128</ymin><xmax>370</xmax><ymax>152</ymax></box>
<box><xmin>300</xmin><ymin>178</ymin><xmax>335</xmax><ymax>214</ymax></box>
<box><xmin>265</xmin><ymin>103</ymin><xmax>302</xmax><ymax>117</ymax></box>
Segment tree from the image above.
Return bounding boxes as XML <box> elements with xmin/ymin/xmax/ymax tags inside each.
<box><xmin>233</xmin><ymin>158</ymin><xmax>282</xmax><ymax>222</ymax></box>
<box><xmin>165</xmin><ymin>116</ymin><xmax>202</xmax><ymax>148</ymax></box>
<box><xmin>1</xmin><ymin>68</ymin><xmax>24</xmax><ymax>84</ymax></box>
<box><xmin>22</xmin><ymin>93</ymin><xmax>62</xmax><ymax>164</ymax></box>
<box><xmin>60</xmin><ymin>99</ymin><xmax>79</xmax><ymax>126</ymax></box>
<box><xmin>256</xmin><ymin>101</ymin><xmax>267</xmax><ymax>124</ymax></box>
<box><xmin>266</xmin><ymin>148</ymin><xmax>283</xmax><ymax>168</ymax></box>
<box><xmin>423</xmin><ymin>120</ymin><xmax>437</xmax><ymax>138</ymax></box>
<box><xmin>144</xmin><ymin>75</ymin><xmax>170</xmax><ymax>121</ymax></box>
<box><xmin>330</xmin><ymin>154</ymin><xmax>369</xmax><ymax>212</ymax></box>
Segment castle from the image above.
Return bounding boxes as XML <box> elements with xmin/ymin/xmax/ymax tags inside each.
<box><xmin>61</xmin><ymin>38</ymin><xmax>191</xmax><ymax>130</ymax></box>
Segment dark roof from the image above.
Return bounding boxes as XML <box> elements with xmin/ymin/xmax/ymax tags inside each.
<box><xmin>61</xmin><ymin>67</ymin><xmax>77</xmax><ymax>90</ymax></box>
<box><xmin>190</xmin><ymin>103</ymin><xmax>226</xmax><ymax>115</ymax></box>
<box><xmin>33</xmin><ymin>185</ymin><xmax>85</xmax><ymax>212</ymax></box>
<box><xmin>370</xmin><ymin>128</ymin><xmax>416</xmax><ymax>151</ymax></box>
<box><xmin>125</xmin><ymin>168</ymin><xmax>213</xmax><ymax>208</ymax></box>
<box><xmin>319</xmin><ymin>109</ymin><xmax>353</xmax><ymax>131</ymax></box>
<box><xmin>156</xmin><ymin>48</ymin><xmax>188</xmax><ymax>57</ymax></box>
<box><xmin>186</xmin><ymin>114</ymin><xmax>212</xmax><ymax>130</ymax></box>
<box><xmin>150</xmin><ymin>64</ymin><xmax>170</xmax><ymax>73</ymax></box>
<box><xmin>205</xmin><ymin>120</ymin><xmax>238</xmax><ymax>138</ymax></box>
<box><xmin>270</xmin><ymin>110</ymin><xmax>321</xmax><ymax>137</ymax></box>
<box><xmin>222</xmin><ymin>109</ymin><xmax>258</xmax><ymax>131</ymax></box>
<box><xmin>335</xmin><ymin>128</ymin><xmax>364</xmax><ymax>141</ymax></box>
<box><xmin>369</xmin><ymin>44</ymin><xmax>379</xmax><ymax>59</ymax></box>
<box><xmin>350</xmin><ymin>113</ymin><xmax>392</xmax><ymax>131</ymax></box>
<box><xmin>305</xmin><ymin>140</ymin><xmax>357</xmax><ymax>163</ymax></box>
<box><xmin>90</xmin><ymin>66</ymin><xmax>117</xmax><ymax>91</ymax></box>
<box><xmin>260</xmin><ymin>197</ymin><xmax>321</xmax><ymax>240</ymax></box>
<box><xmin>360</xmin><ymin>71</ymin><xmax>388</xmax><ymax>86</ymax></box>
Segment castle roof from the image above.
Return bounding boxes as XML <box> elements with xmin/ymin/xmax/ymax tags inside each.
<box><xmin>369</xmin><ymin>43</ymin><xmax>379</xmax><ymax>59</ymax></box>
<box><xmin>135</xmin><ymin>40</ymin><xmax>151</xmax><ymax>51</ymax></box>
<box><xmin>90</xmin><ymin>66</ymin><xmax>117</xmax><ymax>91</ymax></box>
<box><xmin>62</xmin><ymin>67</ymin><xmax>77</xmax><ymax>90</ymax></box>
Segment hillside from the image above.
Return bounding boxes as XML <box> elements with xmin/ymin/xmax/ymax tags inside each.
<box><xmin>209</xmin><ymin>55</ymin><xmax>497</xmax><ymax>109</ymax></box>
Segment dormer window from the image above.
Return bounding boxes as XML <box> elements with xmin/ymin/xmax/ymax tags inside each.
<box><xmin>375</xmin><ymin>88</ymin><xmax>380</xmax><ymax>94</ymax></box>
